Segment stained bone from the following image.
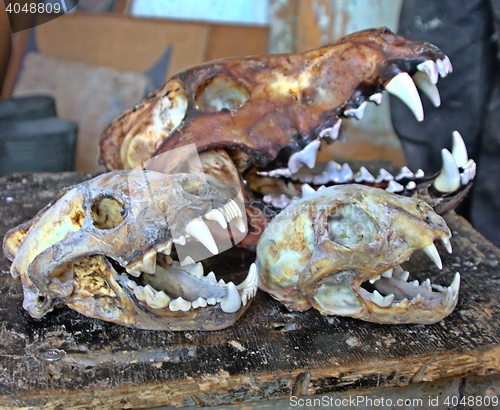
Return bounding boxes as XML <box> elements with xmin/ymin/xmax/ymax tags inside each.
<box><xmin>385</xmin><ymin>72</ymin><xmax>424</xmax><ymax>122</ymax></box>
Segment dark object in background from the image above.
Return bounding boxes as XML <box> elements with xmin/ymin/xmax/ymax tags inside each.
<box><xmin>391</xmin><ymin>0</ymin><xmax>500</xmax><ymax>247</ymax></box>
<box><xmin>0</xmin><ymin>95</ymin><xmax>77</xmax><ymax>176</ymax></box>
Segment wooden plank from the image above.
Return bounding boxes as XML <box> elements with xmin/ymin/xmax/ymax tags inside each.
<box><xmin>0</xmin><ymin>172</ymin><xmax>499</xmax><ymax>409</ymax></box>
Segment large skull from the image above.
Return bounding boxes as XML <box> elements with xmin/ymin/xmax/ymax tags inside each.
<box><xmin>2</xmin><ymin>170</ymin><xmax>258</xmax><ymax>331</ymax></box>
<box><xmin>256</xmin><ymin>184</ymin><xmax>459</xmax><ymax>324</ymax></box>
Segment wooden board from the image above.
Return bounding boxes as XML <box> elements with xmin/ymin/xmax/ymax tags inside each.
<box><xmin>1</xmin><ymin>172</ymin><xmax>500</xmax><ymax>409</ymax></box>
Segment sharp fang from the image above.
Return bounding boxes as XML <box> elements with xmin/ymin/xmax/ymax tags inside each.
<box><xmin>386</xmin><ymin>180</ymin><xmax>404</xmax><ymax>193</ymax></box>
<box><xmin>204</xmin><ymin>209</ymin><xmax>228</xmax><ymax>229</ymax></box>
<box><xmin>288</xmin><ymin>139</ymin><xmax>321</xmax><ymax>173</ymax></box>
<box><xmin>180</xmin><ymin>256</ymin><xmax>196</xmax><ymax>266</ymax></box>
<box><xmin>451</xmin><ymin>131</ymin><xmax>468</xmax><ymax>168</ymax></box>
<box><xmin>319</xmin><ymin>119</ymin><xmax>342</xmax><ymax>141</ymax></box>
<box><xmin>406</xmin><ymin>181</ymin><xmax>416</xmax><ymax>190</ymax></box>
<box><xmin>382</xmin><ymin>268</ymin><xmax>393</xmax><ymax>278</ymax></box>
<box><xmin>232</xmin><ymin>217</ymin><xmax>247</xmax><ymax>233</ymax></box>
<box><xmin>205</xmin><ymin>271</ymin><xmax>217</xmax><ymax>284</ymax></box>
<box><xmin>436</xmin><ymin>59</ymin><xmax>447</xmax><ymax>77</ymax></box>
<box><xmin>370</xmin><ymin>275</ymin><xmax>381</xmax><ymax>284</ymax></box>
<box><xmin>221</xmin><ymin>282</ymin><xmax>241</xmax><ymax>313</ymax></box>
<box><xmin>354</xmin><ymin>166</ymin><xmax>375</xmax><ymax>183</ymax></box>
<box><xmin>369</xmin><ymin>92</ymin><xmax>383</xmax><ymax>105</ymax></box>
<box><xmin>192</xmin><ymin>297</ymin><xmax>208</xmax><ymax>309</ymax></box>
<box><xmin>413</xmin><ymin>71</ymin><xmax>441</xmax><ymax>107</ymax></box>
<box><xmin>423</xmin><ymin>243</ymin><xmax>443</xmax><ymax>270</ymax></box>
<box><xmin>385</xmin><ymin>72</ymin><xmax>424</xmax><ymax>121</ymax></box>
<box><xmin>185</xmin><ymin>217</ymin><xmax>218</xmax><ymax>255</ymax></box>
<box><xmin>301</xmin><ymin>183</ymin><xmax>316</xmax><ymax>197</ymax></box>
<box><xmin>371</xmin><ymin>290</ymin><xmax>394</xmax><ymax>308</ymax></box>
<box><xmin>395</xmin><ymin>166</ymin><xmax>414</xmax><ymax>181</ymax></box>
<box><xmin>344</xmin><ymin>101</ymin><xmax>368</xmax><ymax>120</ymax></box>
<box><xmin>449</xmin><ymin>272</ymin><xmax>460</xmax><ymax>294</ymax></box>
<box><xmin>433</xmin><ymin>149</ymin><xmax>460</xmax><ymax>193</ymax></box>
<box><xmin>169</xmin><ymin>297</ymin><xmax>191</xmax><ymax>312</ymax></box>
<box><xmin>375</xmin><ymin>168</ymin><xmax>394</xmax><ymax>183</ymax></box>
<box><xmin>442</xmin><ymin>237</ymin><xmax>453</xmax><ymax>254</ymax></box>
<box><xmin>417</xmin><ymin>60</ymin><xmax>439</xmax><ymax>84</ymax></box>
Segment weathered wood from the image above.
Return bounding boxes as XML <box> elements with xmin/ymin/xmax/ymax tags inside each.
<box><xmin>1</xmin><ymin>172</ymin><xmax>500</xmax><ymax>409</ymax></box>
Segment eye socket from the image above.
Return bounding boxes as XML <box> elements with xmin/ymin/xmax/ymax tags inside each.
<box><xmin>180</xmin><ymin>177</ymin><xmax>205</xmax><ymax>196</ymax></box>
<box><xmin>195</xmin><ymin>74</ymin><xmax>250</xmax><ymax>112</ymax></box>
<box><xmin>327</xmin><ymin>204</ymin><xmax>378</xmax><ymax>246</ymax></box>
<box><xmin>91</xmin><ymin>196</ymin><xmax>125</xmax><ymax>230</ymax></box>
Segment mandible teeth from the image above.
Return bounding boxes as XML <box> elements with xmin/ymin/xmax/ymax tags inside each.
<box><xmin>180</xmin><ymin>256</ymin><xmax>195</xmax><ymax>266</ymax></box>
<box><xmin>410</xmin><ymin>280</ymin><xmax>420</xmax><ymax>287</ymax></box>
<box><xmin>126</xmin><ymin>279</ymin><xmax>137</xmax><ymax>290</ymax></box>
<box><xmin>412</xmin><ymin>294</ymin><xmax>424</xmax><ymax>304</ymax></box>
<box><xmin>412</xmin><ymin>71</ymin><xmax>441</xmax><ymax>107</ymax></box>
<box><xmin>205</xmin><ymin>271</ymin><xmax>217</xmax><ymax>284</ymax></box>
<box><xmin>344</xmin><ymin>101</ymin><xmax>368</xmax><ymax>120</ymax></box>
<box><xmin>185</xmin><ymin>217</ymin><xmax>218</xmax><ymax>255</ymax></box>
<box><xmin>386</xmin><ymin>180</ymin><xmax>404</xmax><ymax>193</ymax></box>
<box><xmin>221</xmin><ymin>282</ymin><xmax>242</xmax><ymax>313</ymax></box>
<box><xmin>451</xmin><ymin>131</ymin><xmax>468</xmax><ymax>168</ymax></box>
<box><xmin>422</xmin><ymin>278</ymin><xmax>432</xmax><ymax>290</ymax></box>
<box><xmin>385</xmin><ymin>72</ymin><xmax>424</xmax><ymax>122</ymax></box>
<box><xmin>156</xmin><ymin>241</ymin><xmax>173</xmax><ymax>255</ymax></box>
<box><xmin>381</xmin><ymin>268</ymin><xmax>393</xmax><ymax>278</ymax></box>
<box><xmin>192</xmin><ymin>297</ymin><xmax>208</xmax><ymax>309</ymax></box>
<box><xmin>393</xmin><ymin>298</ymin><xmax>410</xmax><ymax>308</ymax></box>
<box><xmin>375</xmin><ymin>168</ymin><xmax>394</xmax><ymax>183</ymax></box>
<box><xmin>449</xmin><ymin>272</ymin><xmax>460</xmax><ymax>294</ymax></box>
<box><xmin>406</xmin><ymin>181</ymin><xmax>416</xmax><ymax>190</ymax></box>
<box><xmin>301</xmin><ymin>183</ymin><xmax>316</xmax><ymax>197</ymax></box>
<box><xmin>423</xmin><ymin>243</ymin><xmax>443</xmax><ymax>270</ymax></box>
<box><xmin>238</xmin><ymin>263</ymin><xmax>259</xmax><ymax>294</ymax></box>
<box><xmin>395</xmin><ymin>166</ymin><xmax>414</xmax><ymax>181</ymax></box>
<box><xmin>371</xmin><ymin>290</ymin><xmax>394</xmax><ymax>308</ymax></box>
<box><xmin>442</xmin><ymin>237</ymin><xmax>453</xmax><ymax>254</ymax></box>
<box><xmin>354</xmin><ymin>166</ymin><xmax>375</xmax><ymax>183</ymax></box>
<box><xmin>187</xmin><ymin>262</ymin><xmax>204</xmax><ymax>278</ymax></box>
<box><xmin>148</xmin><ymin>291</ymin><xmax>171</xmax><ymax>309</ymax></box>
<box><xmin>204</xmin><ymin>209</ymin><xmax>228</xmax><ymax>229</ymax></box>
<box><xmin>169</xmin><ymin>297</ymin><xmax>191</xmax><ymax>312</ymax></box>
<box><xmin>369</xmin><ymin>92</ymin><xmax>383</xmax><ymax>105</ymax></box>
<box><xmin>207</xmin><ymin>297</ymin><xmax>217</xmax><ymax>305</ymax></box>
<box><xmin>433</xmin><ymin>149</ymin><xmax>460</xmax><ymax>193</ymax></box>
<box><xmin>417</xmin><ymin>60</ymin><xmax>439</xmax><ymax>84</ymax></box>
<box><xmin>396</xmin><ymin>271</ymin><xmax>410</xmax><ymax>282</ymax></box>
<box><xmin>287</xmin><ymin>139</ymin><xmax>321</xmax><ymax>173</ymax></box>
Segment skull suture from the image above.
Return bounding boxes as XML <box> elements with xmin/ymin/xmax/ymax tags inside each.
<box><xmin>256</xmin><ymin>185</ymin><xmax>459</xmax><ymax>324</ymax></box>
<box><xmin>3</xmin><ymin>171</ymin><xmax>257</xmax><ymax>331</ymax></box>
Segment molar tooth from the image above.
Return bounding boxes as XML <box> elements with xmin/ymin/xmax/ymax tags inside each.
<box><xmin>205</xmin><ymin>272</ymin><xmax>217</xmax><ymax>284</ymax></box>
<box><xmin>406</xmin><ymin>181</ymin><xmax>416</xmax><ymax>190</ymax></box>
<box><xmin>386</xmin><ymin>180</ymin><xmax>404</xmax><ymax>193</ymax></box>
<box><xmin>192</xmin><ymin>297</ymin><xmax>208</xmax><ymax>309</ymax></box>
<box><xmin>375</xmin><ymin>168</ymin><xmax>394</xmax><ymax>183</ymax></box>
<box><xmin>180</xmin><ymin>256</ymin><xmax>196</xmax><ymax>266</ymax></box>
<box><xmin>318</xmin><ymin>119</ymin><xmax>342</xmax><ymax>141</ymax></box>
<box><xmin>396</xmin><ymin>271</ymin><xmax>410</xmax><ymax>282</ymax></box>
<box><xmin>395</xmin><ymin>166</ymin><xmax>414</xmax><ymax>181</ymax></box>
<box><xmin>204</xmin><ymin>209</ymin><xmax>228</xmax><ymax>229</ymax></box>
<box><xmin>169</xmin><ymin>297</ymin><xmax>191</xmax><ymax>312</ymax></box>
<box><xmin>218</xmin><ymin>279</ymin><xmax>226</xmax><ymax>286</ymax></box>
<box><xmin>394</xmin><ymin>298</ymin><xmax>410</xmax><ymax>308</ymax></box>
<box><xmin>369</xmin><ymin>275</ymin><xmax>381</xmax><ymax>284</ymax></box>
<box><xmin>207</xmin><ymin>297</ymin><xmax>217</xmax><ymax>305</ymax></box>
<box><xmin>125</xmin><ymin>264</ymin><xmax>143</xmax><ymax>278</ymax></box>
<box><xmin>441</xmin><ymin>237</ymin><xmax>453</xmax><ymax>254</ymax></box>
<box><xmin>385</xmin><ymin>72</ymin><xmax>424</xmax><ymax>122</ymax></box>
<box><xmin>148</xmin><ymin>291</ymin><xmax>171</xmax><ymax>309</ymax></box>
<box><xmin>412</xmin><ymin>71</ymin><xmax>441</xmax><ymax>107</ymax></box>
<box><xmin>414</xmin><ymin>169</ymin><xmax>425</xmax><ymax>179</ymax></box>
<box><xmin>423</xmin><ymin>243</ymin><xmax>442</xmax><ymax>270</ymax></box>
<box><xmin>433</xmin><ymin>149</ymin><xmax>460</xmax><ymax>193</ymax></box>
<box><xmin>156</xmin><ymin>241</ymin><xmax>173</xmax><ymax>255</ymax></box>
<box><xmin>368</xmin><ymin>92</ymin><xmax>383</xmax><ymax>105</ymax></box>
<box><xmin>371</xmin><ymin>290</ymin><xmax>394</xmax><ymax>307</ymax></box>
<box><xmin>411</xmin><ymin>280</ymin><xmax>420</xmax><ymax>287</ymax></box>
<box><xmin>344</xmin><ymin>101</ymin><xmax>368</xmax><ymax>120</ymax></box>
<box><xmin>173</xmin><ymin>236</ymin><xmax>186</xmax><ymax>246</ymax></box>
<box><xmin>301</xmin><ymin>183</ymin><xmax>316</xmax><ymax>197</ymax></box>
<box><xmin>451</xmin><ymin>131</ymin><xmax>468</xmax><ymax>168</ymax></box>
<box><xmin>354</xmin><ymin>166</ymin><xmax>375</xmax><ymax>183</ymax></box>
<box><xmin>188</xmin><ymin>262</ymin><xmax>204</xmax><ymax>278</ymax></box>
<box><xmin>382</xmin><ymin>268</ymin><xmax>393</xmax><ymax>278</ymax></box>
<box><xmin>141</xmin><ymin>250</ymin><xmax>157</xmax><ymax>274</ymax></box>
<box><xmin>287</xmin><ymin>139</ymin><xmax>321</xmax><ymax>173</ymax></box>
<box><xmin>232</xmin><ymin>217</ymin><xmax>247</xmax><ymax>233</ymax></box>
<box><xmin>185</xmin><ymin>217</ymin><xmax>218</xmax><ymax>255</ymax></box>
<box><xmin>338</xmin><ymin>163</ymin><xmax>353</xmax><ymax>183</ymax></box>
<box><xmin>412</xmin><ymin>294</ymin><xmax>424</xmax><ymax>304</ymax></box>
<box><xmin>422</xmin><ymin>278</ymin><xmax>432</xmax><ymax>290</ymax></box>
<box><xmin>126</xmin><ymin>279</ymin><xmax>137</xmax><ymax>290</ymax></box>
<box><xmin>220</xmin><ymin>282</ymin><xmax>241</xmax><ymax>313</ymax></box>
<box><xmin>417</xmin><ymin>60</ymin><xmax>439</xmax><ymax>84</ymax></box>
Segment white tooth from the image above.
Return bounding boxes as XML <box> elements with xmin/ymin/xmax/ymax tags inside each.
<box><xmin>185</xmin><ymin>217</ymin><xmax>218</xmax><ymax>255</ymax></box>
<box><xmin>271</xmin><ymin>194</ymin><xmax>291</xmax><ymax>209</ymax></box>
<box><xmin>423</xmin><ymin>243</ymin><xmax>442</xmax><ymax>270</ymax></box>
<box><xmin>375</xmin><ymin>168</ymin><xmax>394</xmax><ymax>183</ymax></box>
<box><xmin>232</xmin><ymin>217</ymin><xmax>247</xmax><ymax>233</ymax></box>
<box><xmin>288</xmin><ymin>139</ymin><xmax>321</xmax><ymax>173</ymax></box>
<box><xmin>173</xmin><ymin>236</ymin><xmax>186</xmax><ymax>246</ymax></box>
<box><xmin>344</xmin><ymin>101</ymin><xmax>368</xmax><ymax>120</ymax></box>
<box><xmin>386</xmin><ymin>180</ymin><xmax>404</xmax><ymax>193</ymax></box>
<box><xmin>422</xmin><ymin>278</ymin><xmax>432</xmax><ymax>290</ymax></box>
<box><xmin>411</xmin><ymin>280</ymin><xmax>420</xmax><ymax>287</ymax></box>
<box><xmin>169</xmin><ymin>297</ymin><xmax>191</xmax><ymax>312</ymax></box>
<box><xmin>221</xmin><ymin>282</ymin><xmax>241</xmax><ymax>313</ymax></box>
<box><xmin>442</xmin><ymin>237</ymin><xmax>452</xmax><ymax>254</ymax></box>
<box><xmin>238</xmin><ymin>263</ymin><xmax>258</xmax><ymax>305</ymax></box>
<box><xmin>382</xmin><ymin>268</ymin><xmax>393</xmax><ymax>278</ymax></box>
<box><xmin>230</xmin><ymin>199</ymin><xmax>243</xmax><ymax>218</ymax></box>
<box><xmin>371</xmin><ymin>290</ymin><xmax>394</xmax><ymax>307</ymax></box>
<box><xmin>126</xmin><ymin>280</ymin><xmax>137</xmax><ymax>290</ymax></box>
<box><xmin>338</xmin><ymin>163</ymin><xmax>353</xmax><ymax>183</ymax></box>
<box><xmin>354</xmin><ymin>166</ymin><xmax>375</xmax><ymax>183</ymax></box>
<box><xmin>369</xmin><ymin>275</ymin><xmax>381</xmax><ymax>284</ymax></box>
<box><xmin>451</xmin><ymin>131</ymin><xmax>468</xmax><ymax>168</ymax></box>
<box><xmin>134</xmin><ymin>285</ymin><xmax>156</xmax><ymax>305</ymax></box>
<box><xmin>192</xmin><ymin>297</ymin><xmax>208</xmax><ymax>309</ymax></box>
<box><xmin>180</xmin><ymin>256</ymin><xmax>196</xmax><ymax>266</ymax></box>
<box><xmin>414</xmin><ymin>169</ymin><xmax>425</xmax><ymax>179</ymax></box>
<box><xmin>204</xmin><ymin>209</ymin><xmax>228</xmax><ymax>229</ymax></box>
<box><xmin>444</xmin><ymin>55</ymin><xmax>453</xmax><ymax>73</ymax></box>
<box><xmin>319</xmin><ymin>119</ymin><xmax>342</xmax><ymax>141</ymax></box>
<box><xmin>461</xmin><ymin>170</ymin><xmax>470</xmax><ymax>186</ymax></box>
<box><xmin>188</xmin><ymin>262</ymin><xmax>204</xmax><ymax>278</ymax></box>
<box><xmin>413</xmin><ymin>71</ymin><xmax>441</xmax><ymax>107</ymax></box>
<box><xmin>207</xmin><ymin>297</ymin><xmax>217</xmax><ymax>305</ymax></box>
<box><xmin>436</xmin><ymin>59</ymin><xmax>447</xmax><ymax>77</ymax></box>
<box><xmin>224</xmin><ymin>203</ymin><xmax>236</xmax><ymax>220</ymax></box>
<box><xmin>262</xmin><ymin>195</ymin><xmax>272</xmax><ymax>204</ymax></box>
<box><xmin>406</xmin><ymin>181</ymin><xmax>417</xmax><ymax>190</ymax></box>
<box><xmin>301</xmin><ymin>183</ymin><xmax>316</xmax><ymax>197</ymax></box>
<box><xmin>156</xmin><ymin>241</ymin><xmax>173</xmax><ymax>255</ymax></box>
<box><xmin>417</xmin><ymin>60</ymin><xmax>439</xmax><ymax>84</ymax></box>
<box><xmin>205</xmin><ymin>272</ymin><xmax>217</xmax><ymax>284</ymax></box>
<box><xmin>395</xmin><ymin>166</ymin><xmax>414</xmax><ymax>180</ymax></box>
<box><xmin>133</xmin><ymin>286</ymin><xmax>144</xmax><ymax>299</ymax></box>
<box><xmin>385</xmin><ymin>72</ymin><xmax>424</xmax><ymax>121</ymax></box>
<box><xmin>141</xmin><ymin>250</ymin><xmax>157</xmax><ymax>274</ymax></box>
<box><xmin>148</xmin><ymin>291</ymin><xmax>171</xmax><ymax>309</ymax></box>
<box><xmin>444</xmin><ymin>288</ymin><xmax>453</xmax><ymax>306</ymax></box>
<box><xmin>432</xmin><ymin>284</ymin><xmax>447</xmax><ymax>293</ymax></box>
<box><xmin>219</xmin><ymin>206</ymin><xmax>232</xmax><ymax>222</ymax></box>
<box><xmin>433</xmin><ymin>149</ymin><xmax>460</xmax><ymax>193</ymax></box>
<box><xmin>449</xmin><ymin>272</ymin><xmax>460</xmax><ymax>294</ymax></box>
<box><xmin>218</xmin><ymin>279</ymin><xmax>226</xmax><ymax>286</ymax></box>
<box><xmin>396</xmin><ymin>271</ymin><xmax>410</xmax><ymax>282</ymax></box>
<box><xmin>125</xmin><ymin>264</ymin><xmax>143</xmax><ymax>278</ymax></box>
<box><xmin>369</xmin><ymin>92</ymin><xmax>383</xmax><ymax>105</ymax></box>
<box><xmin>412</xmin><ymin>294</ymin><xmax>424</xmax><ymax>304</ymax></box>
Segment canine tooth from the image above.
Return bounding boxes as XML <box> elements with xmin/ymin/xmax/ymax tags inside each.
<box><xmin>185</xmin><ymin>217</ymin><xmax>218</xmax><ymax>255</ymax></box>
<box><xmin>444</xmin><ymin>55</ymin><xmax>453</xmax><ymax>73</ymax></box>
<box><xmin>301</xmin><ymin>183</ymin><xmax>316</xmax><ymax>197</ymax></box>
<box><xmin>156</xmin><ymin>241</ymin><xmax>173</xmax><ymax>255</ymax></box>
<box><xmin>173</xmin><ymin>236</ymin><xmax>186</xmax><ymax>246</ymax></box>
<box><xmin>192</xmin><ymin>297</ymin><xmax>208</xmax><ymax>309</ymax></box>
<box><xmin>169</xmin><ymin>297</ymin><xmax>191</xmax><ymax>312</ymax></box>
<box><xmin>204</xmin><ymin>209</ymin><xmax>228</xmax><ymax>229</ymax></box>
<box><xmin>375</xmin><ymin>168</ymin><xmax>394</xmax><ymax>183</ymax></box>
<box><xmin>433</xmin><ymin>149</ymin><xmax>460</xmax><ymax>193</ymax></box>
<box><xmin>220</xmin><ymin>282</ymin><xmax>241</xmax><ymax>313</ymax></box>
<box><xmin>344</xmin><ymin>101</ymin><xmax>368</xmax><ymax>120</ymax></box>
<box><xmin>386</xmin><ymin>180</ymin><xmax>404</xmax><ymax>193</ymax></box>
<box><xmin>232</xmin><ymin>217</ymin><xmax>247</xmax><ymax>233</ymax></box>
<box><xmin>441</xmin><ymin>237</ymin><xmax>452</xmax><ymax>254</ymax></box>
<box><xmin>180</xmin><ymin>256</ymin><xmax>196</xmax><ymax>266</ymax></box>
<box><xmin>413</xmin><ymin>71</ymin><xmax>441</xmax><ymax>107</ymax></box>
<box><xmin>148</xmin><ymin>291</ymin><xmax>171</xmax><ymax>309</ymax></box>
<box><xmin>423</xmin><ymin>243</ymin><xmax>443</xmax><ymax>269</ymax></box>
<box><xmin>449</xmin><ymin>272</ymin><xmax>460</xmax><ymax>294</ymax></box>
<box><xmin>385</xmin><ymin>72</ymin><xmax>424</xmax><ymax>122</ymax></box>
<box><xmin>207</xmin><ymin>297</ymin><xmax>217</xmax><ymax>305</ymax></box>
<box><xmin>406</xmin><ymin>181</ymin><xmax>416</xmax><ymax>190</ymax></box>
<box><xmin>451</xmin><ymin>131</ymin><xmax>468</xmax><ymax>168</ymax></box>
<box><xmin>369</xmin><ymin>275</ymin><xmax>381</xmax><ymax>284</ymax></box>
<box><xmin>369</xmin><ymin>92</ymin><xmax>383</xmax><ymax>105</ymax></box>
<box><xmin>417</xmin><ymin>60</ymin><xmax>439</xmax><ymax>84</ymax></box>
<box><xmin>205</xmin><ymin>271</ymin><xmax>217</xmax><ymax>284</ymax></box>
<box><xmin>382</xmin><ymin>268</ymin><xmax>393</xmax><ymax>278</ymax></box>
<box><xmin>395</xmin><ymin>166</ymin><xmax>414</xmax><ymax>180</ymax></box>
<box><xmin>371</xmin><ymin>290</ymin><xmax>394</xmax><ymax>307</ymax></box>
<box><xmin>354</xmin><ymin>166</ymin><xmax>375</xmax><ymax>183</ymax></box>
<box><xmin>436</xmin><ymin>59</ymin><xmax>447</xmax><ymax>77</ymax></box>
<box><xmin>288</xmin><ymin>139</ymin><xmax>321</xmax><ymax>173</ymax></box>
<box><xmin>126</xmin><ymin>280</ymin><xmax>137</xmax><ymax>290</ymax></box>
<box><xmin>319</xmin><ymin>119</ymin><xmax>342</xmax><ymax>141</ymax></box>
<box><xmin>414</xmin><ymin>169</ymin><xmax>425</xmax><ymax>178</ymax></box>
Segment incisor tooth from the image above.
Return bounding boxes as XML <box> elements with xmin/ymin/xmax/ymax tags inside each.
<box><xmin>385</xmin><ymin>72</ymin><xmax>424</xmax><ymax>121</ymax></box>
<box><xmin>413</xmin><ymin>71</ymin><xmax>441</xmax><ymax>107</ymax></box>
<box><xmin>232</xmin><ymin>217</ymin><xmax>247</xmax><ymax>233</ymax></box>
<box><xmin>451</xmin><ymin>131</ymin><xmax>468</xmax><ymax>168</ymax></box>
<box><xmin>185</xmin><ymin>217</ymin><xmax>218</xmax><ymax>255</ymax></box>
<box><xmin>169</xmin><ymin>297</ymin><xmax>191</xmax><ymax>312</ymax></box>
<box><xmin>433</xmin><ymin>149</ymin><xmax>460</xmax><ymax>193</ymax></box>
<box><xmin>204</xmin><ymin>209</ymin><xmax>228</xmax><ymax>229</ymax></box>
<box><xmin>423</xmin><ymin>243</ymin><xmax>442</xmax><ymax>269</ymax></box>
<box><xmin>442</xmin><ymin>237</ymin><xmax>453</xmax><ymax>254</ymax></box>
<box><xmin>417</xmin><ymin>60</ymin><xmax>439</xmax><ymax>84</ymax></box>
<box><xmin>221</xmin><ymin>282</ymin><xmax>241</xmax><ymax>313</ymax></box>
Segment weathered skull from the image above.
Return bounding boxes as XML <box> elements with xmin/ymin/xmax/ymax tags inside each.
<box><xmin>256</xmin><ymin>184</ymin><xmax>459</xmax><ymax>324</ymax></box>
<box><xmin>2</xmin><ymin>170</ymin><xmax>258</xmax><ymax>331</ymax></box>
